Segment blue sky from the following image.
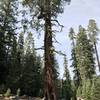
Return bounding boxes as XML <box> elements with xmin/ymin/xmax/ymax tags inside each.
<box><xmin>35</xmin><ymin>0</ymin><xmax>100</xmax><ymax>78</ymax></box>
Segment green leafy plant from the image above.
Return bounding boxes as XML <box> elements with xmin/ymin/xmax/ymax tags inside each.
<box><xmin>16</xmin><ymin>88</ymin><xmax>21</xmax><ymax>96</ymax></box>
<box><xmin>4</xmin><ymin>88</ymin><xmax>11</xmax><ymax>97</ymax></box>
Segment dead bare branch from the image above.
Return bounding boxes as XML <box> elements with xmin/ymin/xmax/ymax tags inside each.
<box><xmin>51</xmin><ymin>19</ymin><xmax>64</xmax><ymax>32</ymax></box>
<box><xmin>54</xmin><ymin>50</ymin><xmax>66</xmax><ymax>56</ymax></box>
<box><xmin>53</xmin><ymin>36</ymin><xmax>62</xmax><ymax>45</ymax></box>
<box><xmin>34</xmin><ymin>46</ymin><xmax>44</xmax><ymax>50</ymax></box>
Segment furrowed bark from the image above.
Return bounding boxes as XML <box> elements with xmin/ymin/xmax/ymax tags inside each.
<box><xmin>44</xmin><ymin>0</ymin><xmax>57</xmax><ymax>100</ymax></box>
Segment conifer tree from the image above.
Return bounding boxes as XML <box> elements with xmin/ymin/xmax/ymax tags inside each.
<box><xmin>5</xmin><ymin>32</ymin><xmax>24</xmax><ymax>93</ymax></box>
<box><xmin>87</xmin><ymin>19</ymin><xmax>100</xmax><ymax>71</ymax></box>
<box><xmin>22</xmin><ymin>0</ymin><xmax>71</xmax><ymax>99</ymax></box>
<box><xmin>0</xmin><ymin>0</ymin><xmax>18</xmax><ymax>87</ymax></box>
<box><xmin>69</xmin><ymin>28</ymin><xmax>81</xmax><ymax>100</ymax></box>
<box><xmin>76</xmin><ymin>26</ymin><xmax>95</xmax><ymax>80</ymax></box>
<box><xmin>19</xmin><ymin>32</ymin><xmax>42</xmax><ymax>96</ymax></box>
<box><xmin>76</xmin><ymin>26</ymin><xmax>95</xmax><ymax>98</ymax></box>
<box><xmin>69</xmin><ymin>27</ymin><xmax>81</xmax><ymax>88</ymax></box>
<box><xmin>63</xmin><ymin>55</ymin><xmax>72</xmax><ymax>100</ymax></box>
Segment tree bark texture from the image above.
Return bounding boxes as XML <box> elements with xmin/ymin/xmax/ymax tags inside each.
<box><xmin>44</xmin><ymin>0</ymin><xmax>57</xmax><ymax>100</ymax></box>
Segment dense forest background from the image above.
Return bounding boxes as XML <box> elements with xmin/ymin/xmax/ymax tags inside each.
<box><xmin>0</xmin><ymin>0</ymin><xmax>100</xmax><ymax>100</ymax></box>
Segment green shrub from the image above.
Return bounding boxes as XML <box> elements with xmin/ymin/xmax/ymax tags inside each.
<box><xmin>16</xmin><ymin>88</ymin><xmax>21</xmax><ymax>96</ymax></box>
<box><xmin>4</xmin><ymin>88</ymin><xmax>11</xmax><ymax>97</ymax></box>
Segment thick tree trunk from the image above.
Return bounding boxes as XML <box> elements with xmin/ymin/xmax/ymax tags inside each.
<box><xmin>44</xmin><ymin>0</ymin><xmax>57</xmax><ymax>100</ymax></box>
<box><xmin>94</xmin><ymin>42</ymin><xmax>100</xmax><ymax>71</ymax></box>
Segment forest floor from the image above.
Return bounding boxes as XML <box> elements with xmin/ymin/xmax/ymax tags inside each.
<box><xmin>0</xmin><ymin>95</ymin><xmax>45</xmax><ymax>100</ymax></box>
<box><xmin>0</xmin><ymin>94</ymin><xmax>67</xmax><ymax>100</ymax></box>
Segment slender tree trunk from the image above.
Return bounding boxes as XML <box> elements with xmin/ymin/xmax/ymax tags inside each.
<box><xmin>94</xmin><ymin>41</ymin><xmax>100</xmax><ymax>71</ymax></box>
<box><xmin>44</xmin><ymin>0</ymin><xmax>57</xmax><ymax>100</ymax></box>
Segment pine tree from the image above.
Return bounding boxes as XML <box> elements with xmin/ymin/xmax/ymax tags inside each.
<box><xmin>5</xmin><ymin>32</ymin><xmax>24</xmax><ymax>93</ymax></box>
<box><xmin>69</xmin><ymin>27</ymin><xmax>81</xmax><ymax>100</ymax></box>
<box><xmin>19</xmin><ymin>32</ymin><xmax>42</xmax><ymax>96</ymax></box>
<box><xmin>76</xmin><ymin>26</ymin><xmax>95</xmax><ymax>98</ymax></box>
<box><xmin>22</xmin><ymin>0</ymin><xmax>71</xmax><ymax>99</ymax></box>
<box><xmin>87</xmin><ymin>19</ymin><xmax>100</xmax><ymax>71</ymax></box>
<box><xmin>76</xmin><ymin>25</ymin><xmax>95</xmax><ymax>80</ymax></box>
<box><xmin>69</xmin><ymin>27</ymin><xmax>81</xmax><ymax>88</ymax></box>
<box><xmin>0</xmin><ymin>0</ymin><xmax>18</xmax><ymax>87</ymax></box>
<box><xmin>63</xmin><ymin>56</ymin><xmax>72</xmax><ymax>100</ymax></box>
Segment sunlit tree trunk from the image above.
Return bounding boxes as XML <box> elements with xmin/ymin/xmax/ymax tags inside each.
<box><xmin>44</xmin><ymin>0</ymin><xmax>57</xmax><ymax>100</ymax></box>
<box><xmin>94</xmin><ymin>41</ymin><xmax>100</xmax><ymax>71</ymax></box>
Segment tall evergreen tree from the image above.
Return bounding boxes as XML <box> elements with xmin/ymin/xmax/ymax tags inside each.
<box><xmin>63</xmin><ymin>56</ymin><xmax>72</xmax><ymax>100</ymax></box>
<box><xmin>76</xmin><ymin>26</ymin><xmax>95</xmax><ymax>98</ymax></box>
<box><xmin>19</xmin><ymin>32</ymin><xmax>42</xmax><ymax>96</ymax></box>
<box><xmin>76</xmin><ymin>26</ymin><xmax>95</xmax><ymax>80</ymax></box>
<box><xmin>0</xmin><ymin>0</ymin><xmax>18</xmax><ymax>87</ymax></box>
<box><xmin>87</xmin><ymin>19</ymin><xmax>100</xmax><ymax>71</ymax></box>
<box><xmin>5</xmin><ymin>32</ymin><xmax>24</xmax><ymax>93</ymax></box>
<box><xmin>69</xmin><ymin>27</ymin><xmax>81</xmax><ymax>88</ymax></box>
<box><xmin>22</xmin><ymin>0</ymin><xmax>71</xmax><ymax>99</ymax></box>
<box><xmin>69</xmin><ymin>28</ymin><xmax>81</xmax><ymax>100</ymax></box>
